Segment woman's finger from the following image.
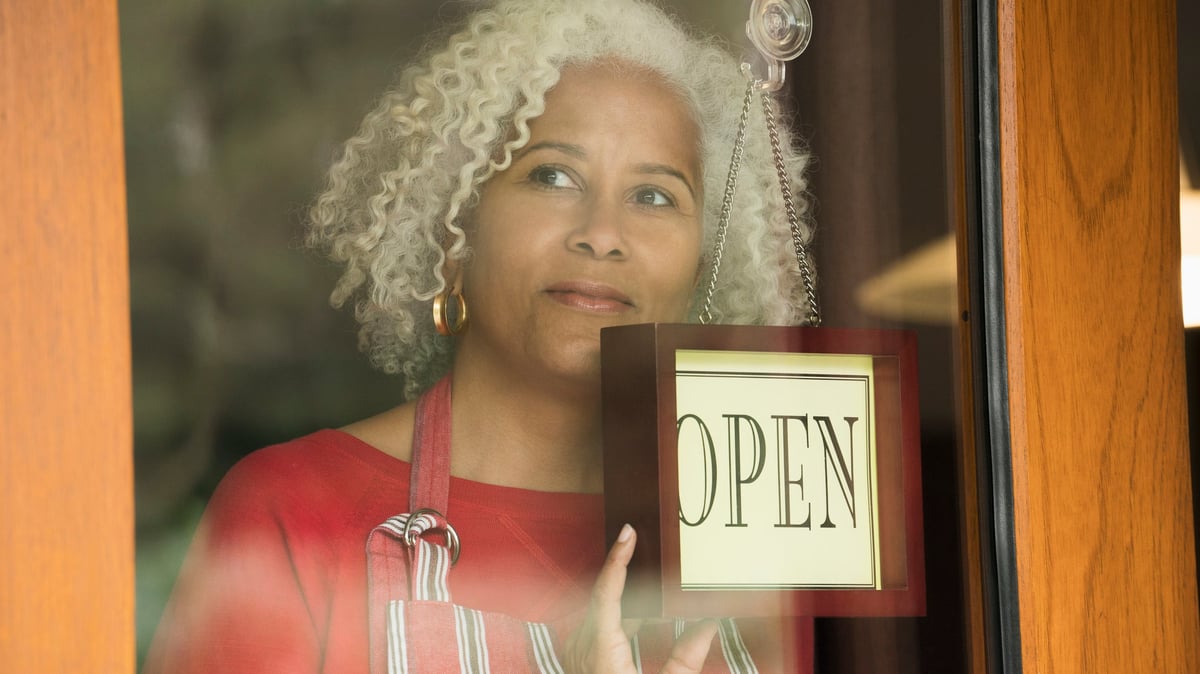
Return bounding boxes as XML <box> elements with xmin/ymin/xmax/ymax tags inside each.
<box><xmin>661</xmin><ymin>620</ymin><xmax>719</xmax><ymax>674</ymax></box>
<box><xmin>564</xmin><ymin>524</ymin><xmax>638</xmax><ymax>673</ymax></box>
<box><xmin>590</xmin><ymin>523</ymin><xmax>636</xmax><ymax>633</ymax></box>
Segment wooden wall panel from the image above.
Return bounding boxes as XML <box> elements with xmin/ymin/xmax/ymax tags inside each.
<box><xmin>997</xmin><ymin>0</ymin><xmax>1200</xmax><ymax>670</ymax></box>
<box><xmin>0</xmin><ymin>0</ymin><xmax>133</xmax><ymax>670</ymax></box>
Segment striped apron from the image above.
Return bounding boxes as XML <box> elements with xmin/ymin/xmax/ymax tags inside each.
<box><xmin>366</xmin><ymin>377</ymin><xmax>759</xmax><ymax>673</ymax></box>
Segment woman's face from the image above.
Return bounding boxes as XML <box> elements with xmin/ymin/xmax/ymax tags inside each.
<box><xmin>456</xmin><ymin>62</ymin><xmax>703</xmax><ymax>387</ymax></box>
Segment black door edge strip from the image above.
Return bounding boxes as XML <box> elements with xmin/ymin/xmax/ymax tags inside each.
<box><xmin>966</xmin><ymin>0</ymin><xmax>1024</xmax><ymax>672</ymax></box>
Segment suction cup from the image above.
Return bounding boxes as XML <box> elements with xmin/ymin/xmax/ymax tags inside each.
<box><xmin>746</xmin><ymin>0</ymin><xmax>813</xmax><ymax>62</ymax></box>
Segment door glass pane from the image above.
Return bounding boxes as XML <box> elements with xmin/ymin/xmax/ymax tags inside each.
<box><xmin>125</xmin><ymin>1</ymin><xmax>980</xmax><ymax>670</ymax></box>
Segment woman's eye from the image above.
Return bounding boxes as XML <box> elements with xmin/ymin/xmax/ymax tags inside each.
<box><xmin>633</xmin><ymin>188</ymin><xmax>675</xmax><ymax>207</ymax></box>
<box><xmin>529</xmin><ymin>166</ymin><xmax>576</xmax><ymax>189</ymax></box>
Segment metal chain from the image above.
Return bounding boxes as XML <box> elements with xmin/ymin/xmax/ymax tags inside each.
<box><xmin>698</xmin><ymin>79</ymin><xmax>755</xmax><ymax>324</ymax></box>
<box><xmin>760</xmin><ymin>89</ymin><xmax>821</xmax><ymax>327</ymax></box>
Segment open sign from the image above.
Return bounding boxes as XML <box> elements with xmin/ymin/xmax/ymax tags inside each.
<box><xmin>601</xmin><ymin>324</ymin><xmax>924</xmax><ymax>618</ymax></box>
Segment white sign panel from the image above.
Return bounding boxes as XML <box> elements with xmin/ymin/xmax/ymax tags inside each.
<box><xmin>675</xmin><ymin>349</ymin><xmax>880</xmax><ymax>590</ymax></box>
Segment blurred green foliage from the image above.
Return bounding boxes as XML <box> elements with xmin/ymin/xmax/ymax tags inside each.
<box><xmin>123</xmin><ymin>0</ymin><xmax>445</xmax><ymax>662</ymax></box>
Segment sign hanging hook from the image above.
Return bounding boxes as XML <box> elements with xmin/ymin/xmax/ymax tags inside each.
<box><xmin>699</xmin><ymin>0</ymin><xmax>819</xmax><ymax>326</ymax></box>
<box><xmin>743</xmin><ymin>0</ymin><xmax>813</xmax><ymax>92</ymax></box>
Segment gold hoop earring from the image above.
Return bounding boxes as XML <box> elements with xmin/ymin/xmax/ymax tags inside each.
<box><xmin>432</xmin><ymin>289</ymin><xmax>469</xmax><ymax>336</ymax></box>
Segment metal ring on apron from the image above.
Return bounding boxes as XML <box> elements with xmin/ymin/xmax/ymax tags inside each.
<box><xmin>401</xmin><ymin>507</ymin><xmax>462</xmax><ymax>565</ymax></box>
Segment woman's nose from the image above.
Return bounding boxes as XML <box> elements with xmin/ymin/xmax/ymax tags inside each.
<box><xmin>565</xmin><ymin>198</ymin><xmax>628</xmax><ymax>259</ymax></box>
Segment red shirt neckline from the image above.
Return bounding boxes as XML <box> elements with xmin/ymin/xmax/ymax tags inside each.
<box><xmin>310</xmin><ymin>428</ymin><xmax>605</xmax><ymax>523</ymax></box>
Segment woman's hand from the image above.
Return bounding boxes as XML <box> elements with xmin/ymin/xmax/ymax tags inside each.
<box><xmin>564</xmin><ymin>524</ymin><xmax>718</xmax><ymax>673</ymax></box>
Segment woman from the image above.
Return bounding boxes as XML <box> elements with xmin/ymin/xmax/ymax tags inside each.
<box><xmin>145</xmin><ymin>0</ymin><xmax>815</xmax><ymax>671</ymax></box>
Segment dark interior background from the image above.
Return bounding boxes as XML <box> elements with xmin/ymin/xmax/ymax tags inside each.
<box><xmin>789</xmin><ymin>2</ymin><xmax>964</xmax><ymax>671</ymax></box>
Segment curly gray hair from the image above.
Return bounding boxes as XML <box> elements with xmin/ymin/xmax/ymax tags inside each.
<box><xmin>307</xmin><ymin>0</ymin><xmax>815</xmax><ymax>399</ymax></box>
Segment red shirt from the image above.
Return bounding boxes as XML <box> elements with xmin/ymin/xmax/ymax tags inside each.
<box><xmin>144</xmin><ymin>429</ymin><xmax>812</xmax><ymax>672</ymax></box>
<box><xmin>144</xmin><ymin>429</ymin><xmax>607</xmax><ymax>673</ymax></box>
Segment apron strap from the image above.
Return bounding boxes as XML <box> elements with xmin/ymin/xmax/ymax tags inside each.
<box><xmin>409</xmin><ymin>374</ymin><xmax>453</xmax><ymax>514</ymax></box>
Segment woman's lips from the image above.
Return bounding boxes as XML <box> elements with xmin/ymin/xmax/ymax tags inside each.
<box><xmin>544</xmin><ymin>281</ymin><xmax>634</xmax><ymax>313</ymax></box>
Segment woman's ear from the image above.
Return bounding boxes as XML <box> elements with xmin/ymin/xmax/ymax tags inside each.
<box><xmin>444</xmin><ymin>255</ymin><xmax>466</xmax><ymax>294</ymax></box>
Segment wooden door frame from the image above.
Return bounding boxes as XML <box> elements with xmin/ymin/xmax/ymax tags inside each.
<box><xmin>977</xmin><ymin>0</ymin><xmax>1200</xmax><ymax>671</ymax></box>
<box><xmin>0</xmin><ymin>0</ymin><xmax>134</xmax><ymax>670</ymax></box>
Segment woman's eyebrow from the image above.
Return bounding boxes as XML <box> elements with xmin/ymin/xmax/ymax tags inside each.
<box><xmin>636</xmin><ymin>163</ymin><xmax>696</xmax><ymax>199</ymax></box>
<box><xmin>513</xmin><ymin>141</ymin><xmax>586</xmax><ymax>161</ymax></box>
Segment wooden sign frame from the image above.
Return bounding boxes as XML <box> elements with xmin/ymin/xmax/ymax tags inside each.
<box><xmin>600</xmin><ymin>323</ymin><xmax>924</xmax><ymax>618</ymax></box>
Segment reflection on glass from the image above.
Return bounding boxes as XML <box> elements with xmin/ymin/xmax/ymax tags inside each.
<box><xmin>126</xmin><ymin>0</ymin><xmax>972</xmax><ymax>672</ymax></box>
